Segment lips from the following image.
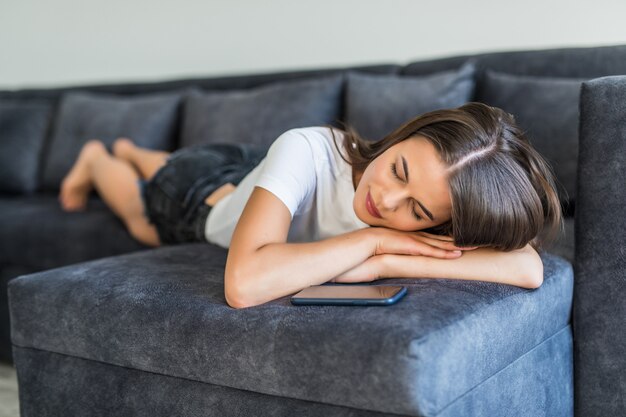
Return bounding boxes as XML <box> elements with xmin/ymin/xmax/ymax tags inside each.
<box><xmin>366</xmin><ymin>190</ymin><xmax>382</xmax><ymax>218</ymax></box>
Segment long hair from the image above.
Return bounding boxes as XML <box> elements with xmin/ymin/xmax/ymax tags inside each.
<box><xmin>328</xmin><ymin>102</ymin><xmax>564</xmax><ymax>252</ymax></box>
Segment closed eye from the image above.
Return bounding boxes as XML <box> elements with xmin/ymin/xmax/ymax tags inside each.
<box><xmin>410</xmin><ymin>203</ymin><xmax>422</xmax><ymax>221</ymax></box>
<box><xmin>390</xmin><ymin>163</ymin><xmax>422</xmax><ymax>221</ymax></box>
<box><xmin>390</xmin><ymin>162</ymin><xmax>402</xmax><ymax>181</ymax></box>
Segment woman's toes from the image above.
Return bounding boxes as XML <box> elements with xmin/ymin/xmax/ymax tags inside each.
<box><xmin>57</xmin><ymin>140</ymin><xmax>104</xmax><ymax>212</ymax></box>
<box><xmin>83</xmin><ymin>139</ymin><xmax>107</xmax><ymax>154</ymax></box>
<box><xmin>112</xmin><ymin>137</ymin><xmax>135</xmax><ymax>160</ymax></box>
<box><xmin>59</xmin><ymin>177</ymin><xmax>90</xmax><ymax>211</ymax></box>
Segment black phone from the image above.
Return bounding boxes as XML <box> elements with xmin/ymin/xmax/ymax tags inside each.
<box><xmin>290</xmin><ymin>284</ymin><xmax>407</xmax><ymax>306</ymax></box>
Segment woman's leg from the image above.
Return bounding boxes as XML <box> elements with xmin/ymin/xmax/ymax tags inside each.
<box><xmin>113</xmin><ymin>137</ymin><xmax>238</xmax><ymax>206</ymax></box>
<box><xmin>58</xmin><ymin>141</ymin><xmax>98</xmax><ymax>211</ymax></box>
<box><xmin>59</xmin><ymin>140</ymin><xmax>161</xmax><ymax>247</ymax></box>
<box><xmin>112</xmin><ymin>137</ymin><xmax>170</xmax><ymax>180</ymax></box>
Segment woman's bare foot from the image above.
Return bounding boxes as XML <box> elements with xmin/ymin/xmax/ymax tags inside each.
<box><xmin>112</xmin><ymin>137</ymin><xmax>135</xmax><ymax>162</ymax></box>
<box><xmin>59</xmin><ymin>140</ymin><xmax>107</xmax><ymax>211</ymax></box>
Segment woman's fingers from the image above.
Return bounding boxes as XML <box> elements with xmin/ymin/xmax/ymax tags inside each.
<box><xmin>414</xmin><ymin>234</ymin><xmax>462</xmax><ymax>251</ymax></box>
<box><xmin>374</xmin><ymin>228</ymin><xmax>474</xmax><ymax>257</ymax></box>
<box><xmin>415</xmin><ymin>231</ymin><xmax>479</xmax><ymax>251</ymax></box>
<box><xmin>417</xmin><ymin>243</ymin><xmax>462</xmax><ymax>259</ymax></box>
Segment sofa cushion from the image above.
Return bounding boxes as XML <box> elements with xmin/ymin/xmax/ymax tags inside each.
<box><xmin>2</xmin><ymin>264</ymin><xmax>45</xmax><ymax>363</ymax></box>
<box><xmin>0</xmin><ymin>195</ymin><xmax>148</xmax><ymax>271</ymax></box>
<box><xmin>40</xmin><ymin>91</ymin><xmax>183</xmax><ymax>191</ymax></box>
<box><xmin>401</xmin><ymin>44</ymin><xmax>626</xmax><ymax>78</ymax></box>
<box><xmin>180</xmin><ymin>75</ymin><xmax>343</xmax><ymax>148</ymax></box>
<box><xmin>8</xmin><ymin>243</ymin><xmax>573</xmax><ymax>416</ymax></box>
<box><xmin>344</xmin><ymin>60</ymin><xmax>476</xmax><ymax>141</ymax></box>
<box><xmin>477</xmin><ymin>70</ymin><xmax>586</xmax><ymax>208</ymax></box>
<box><xmin>0</xmin><ymin>100</ymin><xmax>52</xmax><ymax>194</ymax></box>
<box><xmin>12</xmin><ymin>331</ymin><xmax>573</xmax><ymax>417</ymax></box>
<box><xmin>574</xmin><ymin>76</ymin><xmax>626</xmax><ymax>417</ymax></box>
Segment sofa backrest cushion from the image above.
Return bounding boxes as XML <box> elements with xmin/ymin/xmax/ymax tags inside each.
<box><xmin>344</xmin><ymin>60</ymin><xmax>476</xmax><ymax>141</ymax></box>
<box><xmin>0</xmin><ymin>99</ymin><xmax>52</xmax><ymax>194</ymax></box>
<box><xmin>574</xmin><ymin>75</ymin><xmax>626</xmax><ymax>417</ymax></box>
<box><xmin>0</xmin><ymin>65</ymin><xmax>398</xmax><ymax>102</ymax></box>
<box><xmin>478</xmin><ymin>70</ymin><xmax>586</xmax><ymax>210</ymax></box>
<box><xmin>179</xmin><ymin>75</ymin><xmax>344</xmax><ymax>149</ymax></box>
<box><xmin>402</xmin><ymin>44</ymin><xmax>626</xmax><ymax>79</ymax></box>
<box><xmin>40</xmin><ymin>91</ymin><xmax>183</xmax><ymax>191</ymax></box>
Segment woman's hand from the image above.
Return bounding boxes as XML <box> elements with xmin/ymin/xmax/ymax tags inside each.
<box><xmin>329</xmin><ymin>230</ymin><xmax>479</xmax><ymax>284</ymax></box>
<box><xmin>329</xmin><ymin>229</ymin><xmax>480</xmax><ymax>284</ymax></box>
<box><xmin>371</xmin><ymin>228</ymin><xmax>478</xmax><ymax>259</ymax></box>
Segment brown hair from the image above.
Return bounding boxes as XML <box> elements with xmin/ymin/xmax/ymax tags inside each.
<box><xmin>328</xmin><ymin>102</ymin><xmax>564</xmax><ymax>252</ymax></box>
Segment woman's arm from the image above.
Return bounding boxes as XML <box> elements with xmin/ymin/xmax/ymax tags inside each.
<box><xmin>332</xmin><ymin>243</ymin><xmax>544</xmax><ymax>289</ymax></box>
<box><xmin>225</xmin><ymin>188</ymin><xmax>375</xmax><ymax>308</ymax></box>
<box><xmin>225</xmin><ymin>188</ymin><xmax>464</xmax><ymax>309</ymax></box>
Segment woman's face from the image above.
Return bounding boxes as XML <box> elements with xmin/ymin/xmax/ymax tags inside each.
<box><xmin>353</xmin><ymin>135</ymin><xmax>453</xmax><ymax>231</ymax></box>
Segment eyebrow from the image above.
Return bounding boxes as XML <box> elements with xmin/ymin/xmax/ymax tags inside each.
<box><xmin>401</xmin><ymin>155</ymin><xmax>435</xmax><ymax>221</ymax></box>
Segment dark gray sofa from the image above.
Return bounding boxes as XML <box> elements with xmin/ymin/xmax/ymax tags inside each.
<box><xmin>3</xmin><ymin>44</ymin><xmax>625</xmax><ymax>416</ymax></box>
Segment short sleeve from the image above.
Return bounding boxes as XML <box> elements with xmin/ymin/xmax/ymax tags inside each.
<box><xmin>254</xmin><ymin>129</ymin><xmax>317</xmax><ymax>218</ymax></box>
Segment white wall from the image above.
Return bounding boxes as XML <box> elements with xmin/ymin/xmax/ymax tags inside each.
<box><xmin>1</xmin><ymin>0</ymin><xmax>625</xmax><ymax>89</ymax></box>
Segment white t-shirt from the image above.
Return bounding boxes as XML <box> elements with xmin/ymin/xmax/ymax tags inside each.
<box><xmin>204</xmin><ymin>126</ymin><xmax>370</xmax><ymax>248</ymax></box>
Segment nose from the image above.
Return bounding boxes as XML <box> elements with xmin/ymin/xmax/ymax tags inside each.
<box><xmin>379</xmin><ymin>186</ymin><xmax>410</xmax><ymax>212</ymax></box>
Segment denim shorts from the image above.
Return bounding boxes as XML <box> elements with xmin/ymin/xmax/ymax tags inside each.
<box><xmin>138</xmin><ymin>142</ymin><xmax>267</xmax><ymax>245</ymax></box>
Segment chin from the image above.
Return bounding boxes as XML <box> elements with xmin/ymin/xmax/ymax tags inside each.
<box><xmin>355</xmin><ymin>209</ymin><xmax>371</xmax><ymax>226</ymax></box>
<box><xmin>353</xmin><ymin>196</ymin><xmax>371</xmax><ymax>225</ymax></box>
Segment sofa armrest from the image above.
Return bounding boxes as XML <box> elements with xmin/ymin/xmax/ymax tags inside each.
<box><xmin>574</xmin><ymin>75</ymin><xmax>626</xmax><ymax>417</ymax></box>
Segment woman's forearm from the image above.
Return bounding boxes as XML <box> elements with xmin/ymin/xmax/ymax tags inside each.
<box><xmin>379</xmin><ymin>244</ymin><xmax>543</xmax><ymax>289</ymax></box>
<box><xmin>230</xmin><ymin>228</ymin><xmax>376</xmax><ymax>308</ymax></box>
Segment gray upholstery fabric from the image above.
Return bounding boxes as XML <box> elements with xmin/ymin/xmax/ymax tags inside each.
<box><xmin>478</xmin><ymin>70</ymin><xmax>586</xmax><ymax>207</ymax></box>
<box><xmin>0</xmin><ymin>65</ymin><xmax>398</xmax><ymax>102</ymax></box>
<box><xmin>402</xmin><ymin>44</ymin><xmax>626</xmax><ymax>78</ymax></box>
<box><xmin>0</xmin><ymin>195</ymin><xmax>149</xmax><ymax>271</ymax></box>
<box><xmin>13</xmin><ymin>347</ymin><xmax>403</xmax><ymax>417</ymax></box>
<box><xmin>345</xmin><ymin>61</ymin><xmax>476</xmax><ymax>141</ymax></box>
<box><xmin>180</xmin><ymin>75</ymin><xmax>343</xmax><ymax>148</ymax></box>
<box><xmin>0</xmin><ymin>99</ymin><xmax>52</xmax><ymax>194</ymax></box>
<box><xmin>0</xmin><ymin>194</ymin><xmax>149</xmax><ymax>364</ymax></box>
<box><xmin>40</xmin><ymin>91</ymin><xmax>182</xmax><ymax>191</ymax></box>
<box><xmin>8</xmin><ymin>243</ymin><xmax>573</xmax><ymax>416</ymax></box>
<box><xmin>12</xmin><ymin>326</ymin><xmax>573</xmax><ymax>417</ymax></box>
<box><xmin>1</xmin><ymin>265</ymin><xmax>40</xmax><ymax>363</ymax></box>
<box><xmin>574</xmin><ymin>76</ymin><xmax>626</xmax><ymax>417</ymax></box>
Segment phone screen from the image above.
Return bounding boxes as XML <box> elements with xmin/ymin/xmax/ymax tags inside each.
<box><xmin>293</xmin><ymin>285</ymin><xmax>400</xmax><ymax>299</ymax></box>
<box><xmin>291</xmin><ymin>284</ymin><xmax>407</xmax><ymax>306</ymax></box>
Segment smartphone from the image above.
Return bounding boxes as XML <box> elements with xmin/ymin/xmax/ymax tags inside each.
<box><xmin>290</xmin><ymin>284</ymin><xmax>407</xmax><ymax>306</ymax></box>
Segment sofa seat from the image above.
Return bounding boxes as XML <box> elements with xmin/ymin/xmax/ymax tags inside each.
<box><xmin>8</xmin><ymin>243</ymin><xmax>574</xmax><ymax>416</ymax></box>
<box><xmin>0</xmin><ymin>194</ymin><xmax>148</xmax><ymax>271</ymax></box>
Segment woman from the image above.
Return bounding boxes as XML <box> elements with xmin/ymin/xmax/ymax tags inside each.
<box><xmin>59</xmin><ymin>102</ymin><xmax>563</xmax><ymax>308</ymax></box>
